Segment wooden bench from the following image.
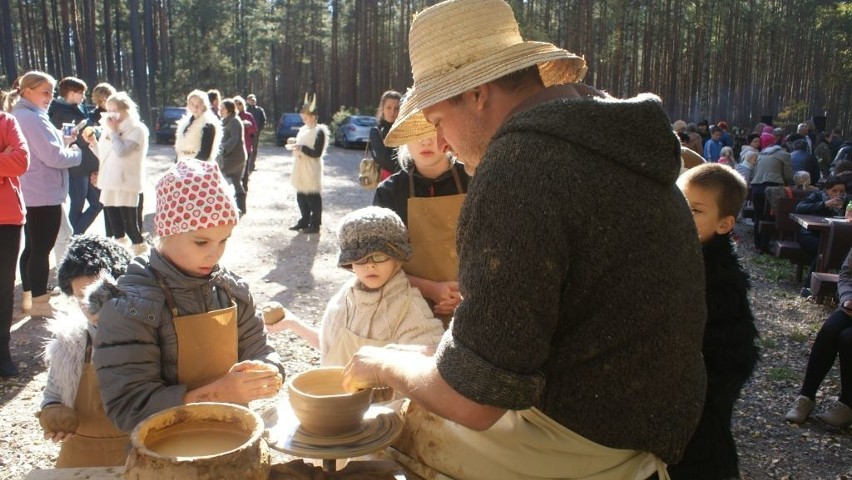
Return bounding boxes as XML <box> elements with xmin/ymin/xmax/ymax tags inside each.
<box><xmin>810</xmin><ymin>223</ymin><xmax>852</xmax><ymax>303</ymax></box>
<box><xmin>769</xmin><ymin>197</ymin><xmax>809</xmax><ymax>282</ymax></box>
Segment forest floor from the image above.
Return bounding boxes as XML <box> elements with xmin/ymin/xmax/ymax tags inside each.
<box><xmin>0</xmin><ymin>143</ymin><xmax>850</xmax><ymax>479</ymax></box>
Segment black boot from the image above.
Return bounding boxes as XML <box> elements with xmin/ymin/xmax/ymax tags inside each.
<box><xmin>0</xmin><ymin>341</ymin><xmax>18</xmax><ymax>377</ymax></box>
<box><xmin>289</xmin><ymin>220</ymin><xmax>308</xmax><ymax>231</ymax></box>
<box><xmin>235</xmin><ymin>193</ymin><xmax>247</xmax><ymax>215</ymax></box>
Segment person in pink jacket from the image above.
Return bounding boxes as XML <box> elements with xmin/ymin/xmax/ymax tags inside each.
<box><xmin>0</xmin><ymin>108</ymin><xmax>30</xmax><ymax>376</ymax></box>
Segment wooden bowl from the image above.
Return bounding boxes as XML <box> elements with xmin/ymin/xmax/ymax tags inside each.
<box><xmin>288</xmin><ymin>366</ymin><xmax>373</xmax><ymax>436</ymax></box>
<box><xmin>125</xmin><ymin>402</ymin><xmax>270</xmax><ymax>480</ymax></box>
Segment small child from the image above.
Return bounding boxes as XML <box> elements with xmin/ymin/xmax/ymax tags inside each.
<box><xmin>91</xmin><ymin>159</ymin><xmax>285</xmax><ymax>433</ymax></box>
<box><xmin>718</xmin><ymin>146</ymin><xmax>736</xmax><ymax>167</ymax></box>
<box><xmin>269</xmin><ymin>206</ymin><xmax>444</xmax><ymax>367</ymax></box>
<box><xmin>669</xmin><ymin>163</ymin><xmax>760</xmax><ymax>480</ymax></box>
<box><xmin>38</xmin><ymin>234</ymin><xmax>132</xmax><ymax>468</ymax></box>
<box><xmin>793</xmin><ymin>170</ymin><xmax>818</xmax><ymax>191</ymax></box>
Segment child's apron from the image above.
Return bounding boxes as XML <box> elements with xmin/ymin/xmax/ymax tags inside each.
<box><xmin>395</xmin><ymin>401</ymin><xmax>669</xmax><ymax>480</ymax></box>
<box><xmin>56</xmin><ymin>354</ymin><xmax>129</xmax><ymax>468</ymax></box>
<box><xmin>156</xmin><ymin>274</ymin><xmax>238</xmax><ymax>390</ymax></box>
<box><xmin>322</xmin><ymin>290</ymin><xmax>412</xmax><ymax>367</ymax></box>
<box><xmin>403</xmin><ymin>168</ymin><xmax>465</xmax><ymax>327</ymax></box>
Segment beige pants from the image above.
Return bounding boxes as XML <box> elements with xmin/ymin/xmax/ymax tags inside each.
<box><xmin>394</xmin><ymin>401</ymin><xmax>668</xmax><ymax>480</ymax></box>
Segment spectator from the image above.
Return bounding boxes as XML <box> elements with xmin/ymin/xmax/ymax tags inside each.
<box><xmin>786</xmin><ymin>246</ymin><xmax>852</xmax><ymax>429</ymax></box>
<box><xmin>369</xmin><ymin>90</ymin><xmax>403</xmax><ymax>181</ymax></box>
<box><xmin>174</xmin><ymin>89</ymin><xmax>221</xmax><ymax>162</ymax></box>
<box><xmin>718</xmin><ymin>146</ymin><xmax>736</xmax><ymax>167</ymax></box>
<box><xmin>795</xmin><ymin>176</ymin><xmax>847</xmax><ymax>297</ymax></box>
<box><xmin>48</xmin><ymin>77</ymin><xmax>102</xmax><ymax>235</ymax></box>
<box><xmin>83</xmin><ymin>92</ymin><xmax>149</xmax><ymax>255</ymax></box>
<box><xmin>8</xmin><ymin>71</ymin><xmax>82</xmax><ymax>318</ymax></box>
<box><xmin>790</xmin><ymin>139</ymin><xmax>820</xmax><ymax>186</ymax></box>
<box><xmin>245</xmin><ymin>94</ymin><xmax>266</xmax><ymax>173</ymax></box>
<box><xmin>0</xmin><ymin>106</ymin><xmax>29</xmax><ymax>376</ymax></box>
<box><xmin>704</xmin><ymin>126</ymin><xmax>724</xmax><ymax>162</ymax></box>
<box><xmin>216</xmin><ymin>98</ymin><xmax>247</xmax><ymax>214</ymax></box>
<box><xmin>736</xmin><ymin>133</ymin><xmax>761</xmax><ymax>183</ymax></box>
<box><xmin>750</xmin><ymin>140</ymin><xmax>793</xmax><ymax>253</ymax></box>
<box><xmin>670</xmin><ymin>163</ymin><xmax>759</xmax><ymax>480</ymax></box>
<box><xmin>287</xmin><ymin>94</ymin><xmax>328</xmax><ymax>234</ymax></box>
<box><xmin>232</xmin><ymin>96</ymin><xmax>257</xmax><ymax>193</ymax></box>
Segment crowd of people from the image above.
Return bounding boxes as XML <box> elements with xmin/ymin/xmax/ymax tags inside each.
<box><xmin>0</xmin><ymin>0</ymin><xmax>849</xmax><ymax>478</ymax></box>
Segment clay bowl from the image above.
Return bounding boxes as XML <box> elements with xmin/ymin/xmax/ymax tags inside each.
<box><xmin>125</xmin><ymin>402</ymin><xmax>269</xmax><ymax>480</ymax></box>
<box><xmin>288</xmin><ymin>366</ymin><xmax>373</xmax><ymax>436</ymax></box>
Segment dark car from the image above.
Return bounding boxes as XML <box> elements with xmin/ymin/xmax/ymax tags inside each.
<box><xmin>154</xmin><ymin>106</ymin><xmax>187</xmax><ymax>144</ymax></box>
<box><xmin>276</xmin><ymin>113</ymin><xmax>304</xmax><ymax>146</ymax></box>
<box><xmin>334</xmin><ymin>115</ymin><xmax>377</xmax><ymax>149</ymax></box>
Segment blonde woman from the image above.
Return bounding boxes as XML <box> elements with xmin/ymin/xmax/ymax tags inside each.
<box><xmin>84</xmin><ymin>92</ymin><xmax>149</xmax><ymax>255</ymax></box>
<box><xmin>7</xmin><ymin>71</ymin><xmax>81</xmax><ymax>318</ymax></box>
<box><xmin>174</xmin><ymin>89</ymin><xmax>221</xmax><ymax>162</ymax></box>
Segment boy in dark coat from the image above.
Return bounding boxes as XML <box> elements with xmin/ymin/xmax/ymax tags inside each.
<box><xmin>671</xmin><ymin>163</ymin><xmax>761</xmax><ymax>480</ymax></box>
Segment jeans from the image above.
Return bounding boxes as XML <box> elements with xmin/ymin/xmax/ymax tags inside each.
<box><xmin>67</xmin><ymin>174</ymin><xmax>103</xmax><ymax>234</ymax></box>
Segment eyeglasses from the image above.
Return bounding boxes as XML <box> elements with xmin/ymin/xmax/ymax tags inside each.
<box><xmin>352</xmin><ymin>253</ymin><xmax>392</xmax><ymax>265</ymax></box>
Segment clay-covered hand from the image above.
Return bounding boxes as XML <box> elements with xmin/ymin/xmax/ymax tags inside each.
<box><xmin>218</xmin><ymin>361</ymin><xmax>283</xmax><ymax>403</ymax></box>
<box><xmin>342</xmin><ymin>346</ymin><xmax>394</xmax><ymax>393</ymax></box>
<box><xmin>37</xmin><ymin>404</ymin><xmax>79</xmax><ymax>441</ymax></box>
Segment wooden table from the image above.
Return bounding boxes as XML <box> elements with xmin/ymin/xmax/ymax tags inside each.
<box><xmin>790</xmin><ymin>214</ymin><xmax>847</xmax><ymax>272</ymax></box>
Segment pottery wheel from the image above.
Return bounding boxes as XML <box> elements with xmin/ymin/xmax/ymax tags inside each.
<box><xmin>264</xmin><ymin>403</ymin><xmax>403</xmax><ymax>460</ymax></box>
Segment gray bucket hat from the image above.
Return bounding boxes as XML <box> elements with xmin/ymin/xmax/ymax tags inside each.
<box><xmin>337</xmin><ymin>207</ymin><xmax>413</xmax><ymax>267</ymax></box>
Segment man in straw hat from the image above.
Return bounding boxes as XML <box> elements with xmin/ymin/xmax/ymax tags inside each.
<box><xmin>343</xmin><ymin>0</ymin><xmax>706</xmax><ymax>478</ymax></box>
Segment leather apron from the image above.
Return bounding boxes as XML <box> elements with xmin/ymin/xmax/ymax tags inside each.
<box><xmin>155</xmin><ymin>274</ymin><xmax>239</xmax><ymax>391</ymax></box>
<box><xmin>322</xmin><ymin>288</ymin><xmax>413</xmax><ymax>367</ymax></box>
<box><xmin>403</xmin><ymin>167</ymin><xmax>465</xmax><ymax>327</ymax></box>
<box><xmin>395</xmin><ymin>402</ymin><xmax>669</xmax><ymax>480</ymax></box>
<box><xmin>56</xmin><ymin>344</ymin><xmax>129</xmax><ymax>468</ymax></box>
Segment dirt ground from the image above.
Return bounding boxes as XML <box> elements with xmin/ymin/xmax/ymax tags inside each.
<box><xmin>0</xmin><ymin>143</ymin><xmax>850</xmax><ymax>479</ymax></box>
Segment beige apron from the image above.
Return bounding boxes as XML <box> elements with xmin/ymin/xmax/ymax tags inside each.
<box><xmin>56</xmin><ymin>346</ymin><xmax>129</xmax><ymax>468</ymax></box>
<box><xmin>395</xmin><ymin>401</ymin><xmax>669</xmax><ymax>480</ymax></box>
<box><xmin>156</xmin><ymin>274</ymin><xmax>239</xmax><ymax>391</ymax></box>
<box><xmin>404</xmin><ymin>168</ymin><xmax>465</xmax><ymax>327</ymax></box>
<box><xmin>323</xmin><ymin>290</ymin><xmax>413</xmax><ymax>367</ymax></box>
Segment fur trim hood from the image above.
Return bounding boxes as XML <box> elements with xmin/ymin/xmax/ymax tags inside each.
<box><xmin>42</xmin><ymin>311</ymin><xmax>92</xmax><ymax>408</ymax></box>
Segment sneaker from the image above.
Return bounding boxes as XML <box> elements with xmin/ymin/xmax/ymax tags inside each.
<box><xmin>800</xmin><ymin>287</ymin><xmax>812</xmax><ymax>298</ymax></box>
<box><xmin>28</xmin><ymin>294</ymin><xmax>55</xmax><ymax>318</ymax></box>
<box><xmin>20</xmin><ymin>290</ymin><xmax>32</xmax><ymax>312</ymax></box>
<box><xmin>815</xmin><ymin>401</ymin><xmax>852</xmax><ymax>428</ymax></box>
<box><xmin>785</xmin><ymin>395</ymin><xmax>815</xmax><ymax>423</ymax></box>
<box><xmin>288</xmin><ymin>223</ymin><xmax>307</xmax><ymax>231</ymax></box>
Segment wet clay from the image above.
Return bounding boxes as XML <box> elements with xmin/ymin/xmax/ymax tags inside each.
<box><xmin>289</xmin><ymin>367</ymin><xmax>372</xmax><ymax>436</ymax></box>
<box><xmin>146</xmin><ymin>423</ymin><xmax>249</xmax><ymax>457</ymax></box>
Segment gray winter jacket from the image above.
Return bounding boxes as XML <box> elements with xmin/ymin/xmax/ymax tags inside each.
<box><xmin>91</xmin><ymin>249</ymin><xmax>284</xmax><ymax>432</ymax></box>
<box><xmin>218</xmin><ymin>114</ymin><xmax>247</xmax><ymax>177</ymax></box>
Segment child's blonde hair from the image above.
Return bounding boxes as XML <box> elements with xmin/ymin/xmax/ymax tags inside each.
<box><xmin>793</xmin><ymin>170</ymin><xmax>812</xmax><ymax>189</ymax></box>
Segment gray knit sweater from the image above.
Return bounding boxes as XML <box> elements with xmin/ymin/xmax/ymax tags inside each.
<box><xmin>435</xmin><ymin>91</ymin><xmax>707</xmax><ymax>464</ymax></box>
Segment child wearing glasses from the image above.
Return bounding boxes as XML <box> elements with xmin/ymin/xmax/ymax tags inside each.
<box><xmin>268</xmin><ymin>206</ymin><xmax>444</xmax><ymax>366</ymax></box>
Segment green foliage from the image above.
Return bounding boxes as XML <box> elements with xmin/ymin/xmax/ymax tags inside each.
<box><xmin>330</xmin><ymin>106</ymin><xmax>360</xmax><ymax>137</ymax></box>
<box><xmin>777</xmin><ymin>101</ymin><xmax>810</xmax><ymax>125</ymax></box>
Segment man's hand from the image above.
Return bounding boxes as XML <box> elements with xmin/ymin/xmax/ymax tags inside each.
<box><xmin>342</xmin><ymin>346</ymin><xmax>391</xmax><ymax>392</ymax></box>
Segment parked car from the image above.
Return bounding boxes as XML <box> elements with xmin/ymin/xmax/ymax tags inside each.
<box><xmin>276</xmin><ymin>113</ymin><xmax>304</xmax><ymax>146</ymax></box>
<box><xmin>154</xmin><ymin>106</ymin><xmax>187</xmax><ymax>144</ymax></box>
<box><xmin>334</xmin><ymin>115</ymin><xmax>377</xmax><ymax>149</ymax></box>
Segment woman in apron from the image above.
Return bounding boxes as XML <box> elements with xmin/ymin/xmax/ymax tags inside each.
<box><xmin>38</xmin><ymin>235</ymin><xmax>132</xmax><ymax>468</ymax></box>
<box><xmin>268</xmin><ymin>206</ymin><xmax>444</xmax><ymax>368</ymax></box>
<box><xmin>91</xmin><ymin>159</ymin><xmax>284</xmax><ymax>433</ymax></box>
<box><xmin>373</xmin><ymin>131</ymin><xmax>470</xmax><ymax>327</ymax></box>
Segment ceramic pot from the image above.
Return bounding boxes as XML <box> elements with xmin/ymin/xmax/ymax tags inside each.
<box><xmin>288</xmin><ymin>366</ymin><xmax>373</xmax><ymax>436</ymax></box>
<box><xmin>125</xmin><ymin>402</ymin><xmax>270</xmax><ymax>480</ymax></box>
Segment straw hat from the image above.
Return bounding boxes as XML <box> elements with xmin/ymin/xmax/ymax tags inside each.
<box><xmin>384</xmin><ymin>0</ymin><xmax>587</xmax><ymax>147</ymax></box>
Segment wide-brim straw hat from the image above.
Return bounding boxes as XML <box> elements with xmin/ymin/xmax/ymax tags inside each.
<box><xmin>384</xmin><ymin>0</ymin><xmax>587</xmax><ymax>147</ymax></box>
